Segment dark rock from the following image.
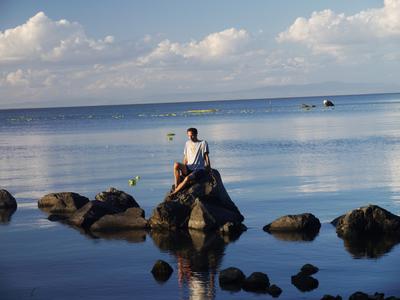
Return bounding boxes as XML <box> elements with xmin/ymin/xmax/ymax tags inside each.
<box><xmin>151</xmin><ymin>260</ymin><xmax>173</xmax><ymax>282</ymax></box>
<box><xmin>242</xmin><ymin>272</ymin><xmax>270</xmax><ymax>292</ymax></box>
<box><xmin>385</xmin><ymin>297</ymin><xmax>400</xmax><ymax>300</ymax></box>
<box><xmin>268</xmin><ymin>284</ymin><xmax>282</xmax><ymax>297</ymax></box>
<box><xmin>67</xmin><ymin>188</ymin><xmax>147</xmax><ymax>231</ymax></box>
<box><xmin>331</xmin><ymin>205</ymin><xmax>400</xmax><ymax>238</ymax></box>
<box><xmin>48</xmin><ymin>214</ymin><xmax>69</xmax><ymax>222</ymax></box>
<box><xmin>263</xmin><ymin>213</ymin><xmax>321</xmax><ymax>235</ymax></box>
<box><xmin>149</xmin><ymin>169</ymin><xmax>245</xmax><ymax>231</ymax></box>
<box><xmin>291</xmin><ymin>272</ymin><xmax>319</xmax><ymax>292</ymax></box>
<box><xmin>0</xmin><ymin>207</ymin><xmax>17</xmax><ymax>224</ymax></box>
<box><xmin>300</xmin><ymin>264</ymin><xmax>319</xmax><ymax>276</ymax></box>
<box><xmin>323</xmin><ymin>99</ymin><xmax>335</xmax><ymax>107</ymax></box>
<box><xmin>0</xmin><ymin>189</ymin><xmax>17</xmax><ymax>209</ymax></box>
<box><xmin>38</xmin><ymin>192</ymin><xmax>89</xmax><ymax>214</ymax></box>
<box><xmin>219</xmin><ymin>267</ymin><xmax>246</xmax><ymax>287</ymax></box>
<box><xmin>321</xmin><ymin>295</ymin><xmax>342</xmax><ymax>300</ymax></box>
<box><xmin>90</xmin><ymin>207</ymin><xmax>147</xmax><ymax>231</ymax></box>
<box><xmin>348</xmin><ymin>291</ymin><xmax>385</xmax><ymax>300</ymax></box>
<box><xmin>95</xmin><ymin>187</ymin><xmax>139</xmax><ymax>212</ymax></box>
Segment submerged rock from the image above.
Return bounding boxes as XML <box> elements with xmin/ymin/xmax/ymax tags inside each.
<box><xmin>149</xmin><ymin>169</ymin><xmax>245</xmax><ymax>232</ymax></box>
<box><xmin>263</xmin><ymin>213</ymin><xmax>321</xmax><ymax>236</ymax></box>
<box><xmin>300</xmin><ymin>264</ymin><xmax>319</xmax><ymax>276</ymax></box>
<box><xmin>268</xmin><ymin>284</ymin><xmax>282</xmax><ymax>297</ymax></box>
<box><xmin>0</xmin><ymin>189</ymin><xmax>17</xmax><ymax>209</ymax></box>
<box><xmin>243</xmin><ymin>272</ymin><xmax>270</xmax><ymax>292</ymax></box>
<box><xmin>331</xmin><ymin>205</ymin><xmax>400</xmax><ymax>238</ymax></box>
<box><xmin>348</xmin><ymin>291</ymin><xmax>385</xmax><ymax>300</ymax></box>
<box><xmin>38</xmin><ymin>192</ymin><xmax>89</xmax><ymax>214</ymax></box>
<box><xmin>151</xmin><ymin>260</ymin><xmax>173</xmax><ymax>282</ymax></box>
<box><xmin>291</xmin><ymin>272</ymin><xmax>319</xmax><ymax>292</ymax></box>
<box><xmin>321</xmin><ymin>295</ymin><xmax>342</xmax><ymax>300</ymax></box>
<box><xmin>219</xmin><ymin>267</ymin><xmax>246</xmax><ymax>288</ymax></box>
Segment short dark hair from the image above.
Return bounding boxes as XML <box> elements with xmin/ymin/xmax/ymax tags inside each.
<box><xmin>187</xmin><ymin>127</ymin><xmax>198</xmax><ymax>135</ymax></box>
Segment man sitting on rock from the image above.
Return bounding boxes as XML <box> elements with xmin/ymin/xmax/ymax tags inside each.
<box><xmin>168</xmin><ymin>127</ymin><xmax>211</xmax><ymax>199</ymax></box>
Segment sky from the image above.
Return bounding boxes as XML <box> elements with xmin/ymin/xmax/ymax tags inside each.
<box><xmin>1</xmin><ymin>0</ymin><xmax>399</xmax><ymax>108</ymax></box>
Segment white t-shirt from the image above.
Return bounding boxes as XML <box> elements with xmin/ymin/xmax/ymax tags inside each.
<box><xmin>184</xmin><ymin>140</ymin><xmax>209</xmax><ymax>171</ymax></box>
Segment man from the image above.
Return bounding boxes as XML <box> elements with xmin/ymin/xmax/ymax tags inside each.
<box><xmin>170</xmin><ymin>127</ymin><xmax>211</xmax><ymax>197</ymax></box>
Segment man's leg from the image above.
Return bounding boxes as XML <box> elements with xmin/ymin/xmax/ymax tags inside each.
<box><xmin>173</xmin><ymin>162</ymin><xmax>188</xmax><ymax>189</ymax></box>
<box><xmin>172</xmin><ymin>175</ymin><xmax>191</xmax><ymax>195</ymax></box>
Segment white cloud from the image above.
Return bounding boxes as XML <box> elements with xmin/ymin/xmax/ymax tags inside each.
<box><xmin>137</xmin><ymin>28</ymin><xmax>250</xmax><ymax>65</ymax></box>
<box><xmin>277</xmin><ymin>0</ymin><xmax>400</xmax><ymax>58</ymax></box>
<box><xmin>0</xmin><ymin>11</ymin><xmax>116</xmax><ymax>64</ymax></box>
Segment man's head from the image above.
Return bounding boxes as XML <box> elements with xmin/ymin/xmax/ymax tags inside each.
<box><xmin>187</xmin><ymin>127</ymin><xmax>198</xmax><ymax>141</ymax></box>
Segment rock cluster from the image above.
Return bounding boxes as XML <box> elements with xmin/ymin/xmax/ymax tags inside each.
<box><xmin>149</xmin><ymin>169</ymin><xmax>245</xmax><ymax>233</ymax></box>
<box><xmin>218</xmin><ymin>267</ymin><xmax>281</xmax><ymax>296</ymax></box>
<box><xmin>38</xmin><ymin>188</ymin><xmax>147</xmax><ymax>232</ymax></box>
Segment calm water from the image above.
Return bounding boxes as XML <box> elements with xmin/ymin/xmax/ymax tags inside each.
<box><xmin>1</xmin><ymin>93</ymin><xmax>400</xmax><ymax>299</ymax></box>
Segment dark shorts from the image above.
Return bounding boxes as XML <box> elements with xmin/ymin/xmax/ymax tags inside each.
<box><xmin>186</xmin><ymin>168</ymin><xmax>207</xmax><ymax>180</ymax></box>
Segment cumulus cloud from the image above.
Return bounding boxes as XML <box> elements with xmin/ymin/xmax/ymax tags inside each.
<box><xmin>137</xmin><ymin>28</ymin><xmax>250</xmax><ymax>65</ymax></box>
<box><xmin>277</xmin><ymin>0</ymin><xmax>400</xmax><ymax>58</ymax></box>
<box><xmin>0</xmin><ymin>11</ymin><xmax>116</xmax><ymax>64</ymax></box>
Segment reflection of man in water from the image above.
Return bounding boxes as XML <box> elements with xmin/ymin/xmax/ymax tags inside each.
<box><xmin>170</xmin><ymin>128</ymin><xmax>211</xmax><ymax>197</ymax></box>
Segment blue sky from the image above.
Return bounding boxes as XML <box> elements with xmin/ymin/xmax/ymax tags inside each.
<box><xmin>1</xmin><ymin>0</ymin><xmax>398</xmax><ymax>108</ymax></box>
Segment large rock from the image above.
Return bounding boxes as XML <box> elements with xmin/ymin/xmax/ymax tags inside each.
<box><xmin>149</xmin><ymin>169</ymin><xmax>245</xmax><ymax>232</ymax></box>
<box><xmin>331</xmin><ymin>205</ymin><xmax>400</xmax><ymax>238</ymax></box>
<box><xmin>38</xmin><ymin>192</ymin><xmax>89</xmax><ymax>214</ymax></box>
<box><xmin>0</xmin><ymin>189</ymin><xmax>17</xmax><ymax>209</ymax></box>
<box><xmin>67</xmin><ymin>188</ymin><xmax>147</xmax><ymax>231</ymax></box>
<box><xmin>263</xmin><ymin>213</ymin><xmax>321</xmax><ymax>235</ymax></box>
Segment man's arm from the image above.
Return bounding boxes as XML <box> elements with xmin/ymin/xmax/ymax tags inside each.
<box><xmin>204</xmin><ymin>152</ymin><xmax>211</xmax><ymax>171</ymax></box>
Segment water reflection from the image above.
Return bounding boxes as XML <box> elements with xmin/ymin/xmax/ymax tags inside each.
<box><xmin>339</xmin><ymin>234</ymin><xmax>400</xmax><ymax>259</ymax></box>
<box><xmin>268</xmin><ymin>230</ymin><xmax>319</xmax><ymax>242</ymax></box>
<box><xmin>150</xmin><ymin>229</ymin><xmax>242</xmax><ymax>300</ymax></box>
<box><xmin>0</xmin><ymin>208</ymin><xmax>16</xmax><ymax>224</ymax></box>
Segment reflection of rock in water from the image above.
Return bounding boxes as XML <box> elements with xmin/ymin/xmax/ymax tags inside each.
<box><xmin>91</xmin><ymin>230</ymin><xmax>146</xmax><ymax>243</ymax></box>
<box><xmin>268</xmin><ymin>230</ymin><xmax>319</xmax><ymax>242</ymax></box>
<box><xmin>340</xmin><ymin>234</ymin><xmax>400</xmax><ymax>259</ymax></box>
<box><xmin>0</xmin><ymin>208</ymin><xmax>17</xmax><ymax>224</ymax></box>
<box><xmin>150</xmin><ymin>229</ymin><xmax>242</xmax><ymax>300</ymax></box>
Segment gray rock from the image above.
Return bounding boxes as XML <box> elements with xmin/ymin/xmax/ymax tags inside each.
<box><xmin>0</xmin><ymin>189</ymin><xmax>17</xmax><ymax>209</ymax></box>
<box><xmin>300</xmin><ymin>264</ymin><xmax>319</xmax><ymax>276</ymax></box>
<box><xmin>38</xmin><ymin>192</ymin><xmax>89</xmax><ymax>214</ymax></box>
<box><xmin>219</xmin><ymin>267</ymin><xmax>246</xmax><ymax>287</ymax></box>
<box><xmin>90</xmin><ymin>207</ymin><xmax>147</xmax><ymax>231</ymax></box>
<box><xmin>263</xmin><ymin>213</ymin><xmax>321</xmax><ymax>235</ymax></box>
<box><xmin>268</xmin><ymin>284</ymin><xmax>282</xmax><ymax>297</ymax></box>
<box><xmin>151</xmin><ymin>260</ymin><xmax>173</xmax><ymax>282</ymax></box>
<box><xmin>149</xmin><ymin>170</ymin><xmax>245</xmax><ymax>231</ymax></box>
<box><xmin>68</xmin><ymin>188</ymin><xmax>147</xmax><ymax>231</ymax></box>
<box><xmin>95</xmin><ymin>187</ymin><xmax>139</xmax><ymax>212</ymax></box>
<box><xmin>243</xmin><ymin>272</ymin><xmax>270</xmax><ymax>292</ymax></box>
<box><xmin>331</xmin><ymin>205</ymin><xmax>400</xmax><ymax>238</ymax></box>
<box><xmin>291</xmin><ymin>272</ymin><xmax>319</xmax><ymax>292</ymax></box>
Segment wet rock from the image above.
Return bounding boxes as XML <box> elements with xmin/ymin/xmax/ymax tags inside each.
<box><xmin>348</xmin><ymin>291</ymin><xmax>385</xmax><ymax>300</ymax></box>
<box><xmin>0</xmin><ymin>189</ymin><xmax>17</xmax><ymax>209</ymax></box>
<box><xmin>321</xmin><ymin>295</ymin><xmax>342</xmax><ymax>300</ymax></box>
<box><xmin>38</xmin><ymin>192</ymin><xmax>89</xmax><ymax>214</ymax></box>
<box><xmin>149</xmin><ymin>169</ymin><xmax>245</xmax><ymax>232</ymax></box>
<box><xmin>331</xmin><ymin>205</ymin><xmax>400</xmax><ymax>238</ymax></box>
<box><xmin>151</xmin><ymin>260</ymin><xmax>173</xmax><ymax>282</ymax></box>
<box><xmin>242</xmin><ymin>272</ymin><xmax>270</xmax><ymax>292</ymax></box>
<box><xmin>0</xmin><ymin>208</ymin><xmax>17</xmax><ymax>224</ymax></box>
<box><xmin>68</xmin><ymin>188</ymin><xmax>147</xmax><ymax>231</ymax></box>
<box><xmin>90</xmin><ymin>207</ymin><xmax>147</xmax><ymax>231</ymax></box>
<box><xmin>263</xmin><ymin>213</ymin><xmax>321</xmax><ymax>236</ymax></box>
<box><xmin>300</xmin><ymin>264</ymin><xmax>319</xmax><ymax>276</ymax></box>
<box><xmin>95</xmin><ymin>187</ymin><xmax>140</xmax><ymax>212</ymax></box>
<box><xmin>219</xmin><ymin>267</ymin><xmax>245</xmax><ymax>288</ymax></box>
<box><xmin>291</xmin><ymin>272</ymin><xmax>319</xmax><ymax>292</ymax></box>
<box><xmin>268</xmin><ymin>284</ymin><xmax>282</xmax><ymax>297</ymax></box>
